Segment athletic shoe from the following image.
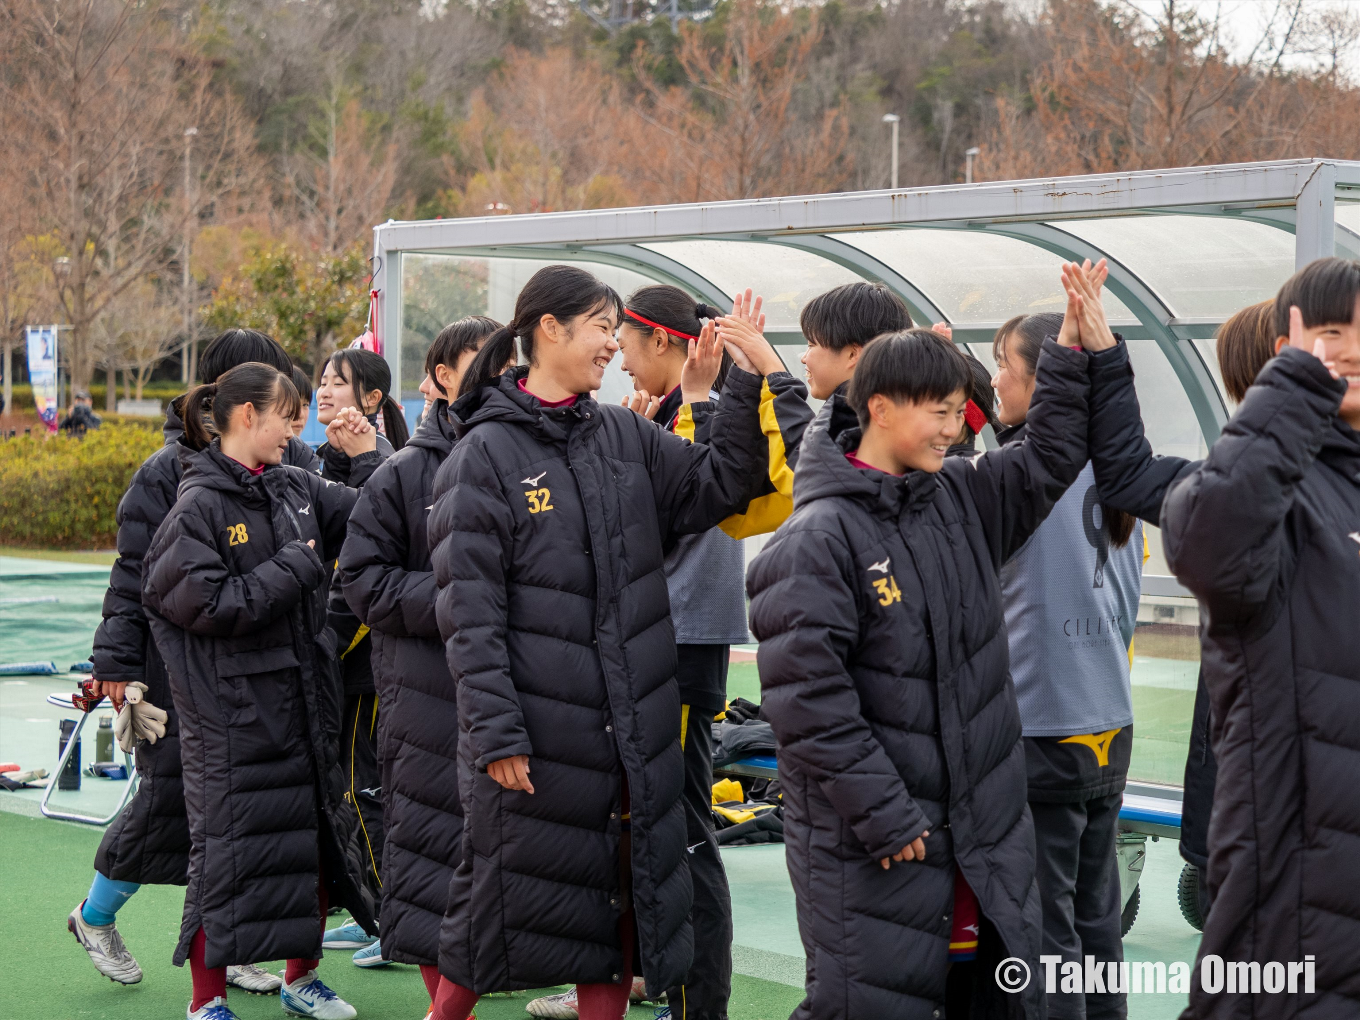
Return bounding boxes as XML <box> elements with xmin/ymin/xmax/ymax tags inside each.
<box><xmin>525</xmin><ymin>989</ymin><xmax>578</xmax><ymax>1019</ymax></box>
<box><xmin>351</xmin><ymin>941</ymin><xmax>390</xmax><ymax>968</ymax></box>
<box><xmin>228</xmin><ymin>962</ymin><xmax>284</xmax><ymax>994</ymax></box>
<box><xmin>280</xmin><ymin>971</ymin><xmax>358</xmax><ymax>1019</ymax></box>
<box><xmin>322</xmin><ymin>921</ymin><xmax>377</xmax><ymax>950</ymax></box>
<box><xmin>67</xmin><ymin>902</ymin><xmax>143</xmax><ymax>985</ymax></box>
<box><xmin>631</xmin><ymin>977</ymin><xmax>665</xmax><ymax>1003</ymax></box>
<box><xmin>188</xmin><ymin>997</ymin><xmax>241</xmax><ymax>1020</ymax></box>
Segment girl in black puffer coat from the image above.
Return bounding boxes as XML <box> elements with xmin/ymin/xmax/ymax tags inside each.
<box><xmin>748</xmin><ymin>323</ymin><xmax>1117</xmax><ymax>1020</ymax></box>
<box><xmin>71</xmin><ymin>330</ymin><xmax>317</xmax><ymax>995</ymax></box>
<box><xmin>423</xmin><ymin>266</ymin><xmax>774</xmax><ymax>1020</ymax></box>
<box><xmin>337</xmin><ymin>317</ymin><xmax>501</xmax><ymax>1002</ymax></box>
<box><xmin>141</xmin><ymin>363</ymin><xmax>376</xmax><ymax>1020</ymax></box>
<box><xmin>315</xmin><ymin>347</ymin><xmax>405</xmax><ymax>908</ymax></box>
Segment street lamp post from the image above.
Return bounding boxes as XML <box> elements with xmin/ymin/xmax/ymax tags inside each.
<box><xmin>182</xmin><ymin>126</ymin><xmax>198</xmax><ymax>384</ymax></box>
<box><xmin>965</xmin><ymin>146</ymin><xmax>981</xmax><ymax>184</ymax></box>
<box><xmin>882</xmin><ymin>113</ymin><xmax>901</xmax><ymax>190</ymax></box>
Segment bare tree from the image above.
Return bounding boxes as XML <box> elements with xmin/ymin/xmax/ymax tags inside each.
<box><xmin>0</xmin><ymin>0</ymin><xmax>261</xmax><ymax>394</ymax></box>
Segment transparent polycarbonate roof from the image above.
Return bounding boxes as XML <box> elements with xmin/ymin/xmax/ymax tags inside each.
<box><xmin>829</xmin><ymin>228</ymin><xmax>1137</xmax><ymax>323</ymax></box>
<box><xmin>639</xmin><ymin>239</ymin><xmax>864</xmax><ymax>330</ymax></box>
<box><xmin>378</xmin><ymin>160</ymin><xmax>1360</xmax><ymax>462</ymax></box>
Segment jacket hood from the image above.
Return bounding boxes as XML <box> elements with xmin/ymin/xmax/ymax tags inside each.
<box><xmin>792</xmin><ymin>394</ymin><xmax>940</xmax><ymax>518</ymax></box>
<box><xmin>177</xmin><ymin>440</ymin><xmax>289</xmax><ymax>506</ymax></box>
<box><xmin>448</xmin><ymin>367</ymin><xmax>600</xmax><ymax>444</ymax></box>
<box><xmin>406</xmin><ymin>399</ymin><xmax>457</xmax><ymax>455</ymax></box>
<box><xmin>163</xmin><ymin>394</ymin><xmax>188</xmax><ymax>446</ymax></box>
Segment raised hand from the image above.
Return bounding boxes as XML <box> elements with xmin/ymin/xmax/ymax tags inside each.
<box><xmin>488</xmin><ymin>753</ymin><xmax>535</xmax><ymax>794</ymax></box>
<box><xmin>931</xmin><ymin>322</ymin><xmax>953</xmax><ymax>340</ymax></box>
<box><xmin>1057</xmin><ymin>267</ymin><xmax>1084</xmax><ymax>349</ymax></box>
<box><xmin>1062</xmin><ymin>261</ymin><xmax>1117</xmax><ymax>352</ymax></box>
<box><xmin>1292</xmin><ymin>306</ymin><xmax>1342</xmax><ymax>379</ymax></box>
<box><xmin>729</xmin><ymin>288</ymin><xmax>765</xmax><ymax>331</ymax></box>
<box><xmin>620</xmin><ymin>389</ymin><xmax>662</xmax><ymax>420</ymax></box>
<box><xmin>681</xmin><ymin>321</ymin><xmax>724</xmax><ymax>403</ymax></box>
<box><xmin>717</xmin><ymin>307</ymin><xmax>786</xmax><ymax>377</ymax></box>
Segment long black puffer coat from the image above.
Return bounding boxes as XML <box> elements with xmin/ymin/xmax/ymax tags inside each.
<box><xmin>748</xmin><ymin>339</ymin><xmax>1097</xmax><ymax>1020</ymax></box>
<box><xmin>338</xmin><ymin>401</ymin><xmax>460</xmax><ymax>967</ymax></box>
<box><xmin>91</xmin><ymin>397</ymin><xmax>318</xmax><ymax>887</ymax></box>
<box><xmin>427</xmin><ymin>365</ymin><xmax>766</xmax><ymax>996</ymax></box>
<box><xmin>1162</xmin><ymin>347</ymin><xmax>1360</xmax><ymax>1019</ymax></box>
<box><xmin>142</xmin><ymin>441</ymin><xmax>377</xmax><ymax>968</ymax></box>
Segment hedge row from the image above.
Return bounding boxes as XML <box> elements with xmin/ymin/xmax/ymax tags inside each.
<box><xmin>3</xmin><ymin>382</ymin><xmax>184</xmax><ymax>413</ymax></box>
<box><xmin>0</xmin><ymin>421</ymin><xmax>163</xmax><ymax>549</ymax></box>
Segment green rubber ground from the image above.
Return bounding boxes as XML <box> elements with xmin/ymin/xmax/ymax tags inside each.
<box><xmin>0</xmin><ymin>810</ymin><xmax>803</xmax><ymax>1020</ymax></box>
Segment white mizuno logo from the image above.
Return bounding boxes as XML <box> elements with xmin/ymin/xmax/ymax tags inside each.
<box><xmin>298</xmin><ymin>504</ymin><xmax>311</xmax><ymax>515</ymax></box>
<box><xmin>521</xmin><ymin>471</ymin><xmax>548</xmax><ymax>486</ymax></box>
<box><xmin>963</xmin><ymin>924</ymin><xmax>979</xmax><ymax>935</ymax></box>
<box><xmin>686</xmin><ymin>842</ymin><xmax>705</xmax><ymax>854</ymax></box>
<box><xmin>868</xmin><ymin>558</ymin><xmax>890</xmax><ymax>574</ymax></box>
<box><xmin>1350</xmin><ymin>532</ymin><xmax>1360</xmax><ymax>546</ymax></box>
<box><xmin>426</xmin><ymin>505</ymin><xmax>435</xmax><ymax>511</ymax></box>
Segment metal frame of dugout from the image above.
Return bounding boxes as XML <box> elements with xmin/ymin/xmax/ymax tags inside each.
<box><xmin>370</xmin><ymin>158</ymin><xmax>1360</xmax><ymax>935</ymax></box>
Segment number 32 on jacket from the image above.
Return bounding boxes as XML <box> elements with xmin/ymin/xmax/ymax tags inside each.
<box><xmin>524</xmin><ymin>488</ymin><xmax>554</xmax><ymax>514</ymax></box>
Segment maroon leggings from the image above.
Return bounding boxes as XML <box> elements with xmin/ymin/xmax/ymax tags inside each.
<box><xmin>189</xmin><ymin>876</ymin><xmax>328</xmax><ymax>1011</ymax></box>
<box><xmin>430</xmin><ymin>910</ymin><xmax>635</xmax><ymax>1020</ymax></box>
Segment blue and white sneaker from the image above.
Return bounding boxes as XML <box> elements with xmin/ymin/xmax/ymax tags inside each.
<box><xmin>280</xmin><ymin>970</ymin><xmax>357</xmax><ymax>1019</ymax></box>
<box><xmin>188</xmin><ymin>997</ymin><xmax>241</xmax><ymax>1020</ymax></box>
<box><xmin>321</xmin><ymin>921</ymin><xmax>376</xmax><ymax>951</ymax></box>
<box><xmin>351</xmin><ymin>941</ymin><xmax>389</xmax><ymax>968</ymax></box>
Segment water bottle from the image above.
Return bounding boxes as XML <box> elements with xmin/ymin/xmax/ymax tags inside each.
<box><xmin>58</xmin><ymin>719</ymin><xmax>81</xmax><ymax>791</ymax></box>
<box><xmin>96</xmin><ymin>713</ymin><xmax>114</xmax><ymax>763</ymax></box>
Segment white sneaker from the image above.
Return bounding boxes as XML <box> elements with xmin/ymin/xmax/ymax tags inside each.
<box><xmin>188</xmin><ymin>997</ymin><xmax>241</xmax><ymax>1020</ymax></box>
<box><xmin>68</xmin><ymin>902</ymin><xmax>143</xmax><ymax>984</ymax></box>
<box><xmin>525</xmin><ymin>989</ymin><xmax>578</xmax><ymax>1020</ymax></box>
<box><xmin>227</xmin><ymin>962</ymin><xmax>283</xmax><ymax>994</ymax></box>
<box><xmin>630</xmin><ymin>977</ymin><xmax>665</xmax><ymax>1003</ymax></box>
<box><xmin>280</xmin><ymin>970</ymin><xmax>357</xmax><ymax>1019</ymax></box>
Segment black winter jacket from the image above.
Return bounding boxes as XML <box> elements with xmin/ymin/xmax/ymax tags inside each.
<box><xmin>90</xmin><ymin>397</ymin><xmax>318</xmax><ymax>887</ymax></box>
<box><xmin>748</xmin><ymin>339</ymin><xmax>1095</xmax><ymax>1020</ymax></box>
<box><xmin>1162</xmin><ymin>347</ymin><xmax>1360</xmax><ymax>1019</ymax></box>
<box><xmin>320</xmin><ymin>428</ymin><xmax>392</xmax><ymax>697</ymax></box>
<box><xmin>427</xmin><ymin>365</ymin><xmax>766</xmax><ymax>996</ymax></box>
<box><xmin>338</xmin><ymin>403</ymin><xmax>459</xmax><ymax>967</ymax></box>
<box><xmin>142</xmin><ymin>442</ymin><xmax>376</xmax><ymax>968</ymax></box>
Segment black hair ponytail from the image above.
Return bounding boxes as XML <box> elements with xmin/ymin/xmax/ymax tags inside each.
<box><xmin>328</xmin><ymin>347</ymin><xmax>408</xmax><ymax>450</ymax></box>
<box><xmin>182</xmin><ymin>363</ymin><xmax>301</xmax><ymax>451</ymax></box>
<box><xmin>457</xmin><ymin>266</ymin><xmax>623</xmax><ymax>398</ymax></box>
<box><xmin>623</xmin><ymin>285</ymin><xmax>732</xmax><ymax>391</ymax></box>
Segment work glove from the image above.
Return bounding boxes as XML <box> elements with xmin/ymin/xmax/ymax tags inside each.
<box><xmin>113</xmin><ymin>682</ymin><xmax>168</xmax><ymax>754</ymax></box>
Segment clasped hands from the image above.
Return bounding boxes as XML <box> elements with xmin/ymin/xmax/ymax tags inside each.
<box><xmin>325</xmin><ymin>406</ymin><xmax>378</xmax><ymax>456</ymax></box>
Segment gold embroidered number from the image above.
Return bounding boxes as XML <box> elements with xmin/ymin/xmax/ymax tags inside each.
<box><xmin>872</xmin><ymin>576</ymin><xmax>902</xmax><ymax>606</ymax></box>
<box><xmin>227</xmin><ymin>523</ymin><xmax>249</xmax><ymax>546</ymax></box>
<box><xmin>525</xmin><ymin>488</ymin><xmax>554</xmax><ymax>514</ymax></box>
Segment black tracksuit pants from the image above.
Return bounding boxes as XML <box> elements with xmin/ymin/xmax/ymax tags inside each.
<box><xmin>1026</xmin><ymin>729</ymin><xmax>1133</xmax><ymax>1020</ymax></box>
<box><xmin>667</xmin><ymin>644</ymin><xmax>734</xmax><ymax>1020</ymax></box>
<box><xmin>341</xmin><ymin>689</ymin><xmax>384</xmax><ymax>904</ymax></box>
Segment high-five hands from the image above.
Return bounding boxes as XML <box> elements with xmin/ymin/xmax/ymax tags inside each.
<box><xmin>488</xmin><ymin>753</ymin><xmax>535</xmax><ymax>794</ymax></box>
<box><xmin>681</xmin><ymin>321</ymin><xmax>725</xmax><ymax>403</ymax></box>
<box><xmin>716</xmin><ymin>289</ymin><xmax>786</xmax><ymax>377</ymax></box>
<box><xmin>325</xmin><ymin>407</ymin><xmax>378</xmax><ymax>456</ymax></box>
<box><xmin>880</xmin><ymin>828</ymin><xmax>930</xmax><ymax>869</ymax></box>
<box><xmin>1058</xmin><ymin>259</ymin><xmax>1116</xmax><ymax>352</ymax></box>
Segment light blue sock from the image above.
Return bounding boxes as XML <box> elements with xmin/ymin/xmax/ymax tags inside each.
<box><xmin>81</xmin><ymin>873</ymin><xmax>140</xmax><ymax>927</ymax></box>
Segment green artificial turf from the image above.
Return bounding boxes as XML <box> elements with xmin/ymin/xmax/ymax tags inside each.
<box><xmin>0</xmin><ymin>811</ymin><xmax>803</xmax><ymax>1020</ymax></box>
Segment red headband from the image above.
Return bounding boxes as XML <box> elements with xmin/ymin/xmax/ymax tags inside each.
<box><xmin>624</xmin><ymin>308</ymin><xmax>698</xmax><ymax>341</ymax></box>
<box><xmin>964</xmin><ymin>400</ymin><xmax>989</xmax><ymax>434</ymax></box>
